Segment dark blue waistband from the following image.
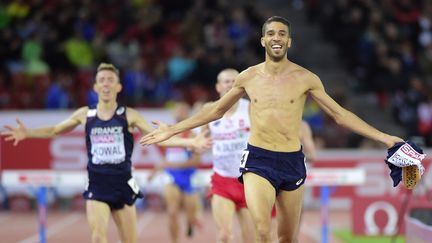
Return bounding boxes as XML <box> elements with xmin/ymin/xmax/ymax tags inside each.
<box><xmin>87</xmin><ymin>169</ymin><xmax>132</xmax><ymax>182</ymax></box>
<box><xmin>247</xmin><ymin>143</ymin><xmax>303</xmax><ymax>157</ymax></box>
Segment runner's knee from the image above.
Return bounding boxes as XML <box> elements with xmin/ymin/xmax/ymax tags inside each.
<box><xmin>278</xmin><ymin>235</ymin><xmax>299</xmax><ymax>243</ymax></box>
<box><xmin>90</xmin><ymin>229</ymin><xmax>106</xmax><ymax>243</ymax></box>
<box><xmin>217</xmin><ymin>226</ymin><xmax>233</xmax><ymax>243</ymax></box>
<box><xmin>255</xmin><ymin>222</ymin><xmax>272</xmax><ymax>242</ymax></box>
<box><xmin>277</xmin><ymin>229</ymin><xmax>298</xmax><ymax>243</ymax></box>
<box><xmin>119</xmin><ymin>233</ymin><xmax>137</xmax><ymax>243</ymax></box>
<box><xmin>217</xmin><ymin>230</ymin><xmax>233</xmax><ymax>243</ymax></box>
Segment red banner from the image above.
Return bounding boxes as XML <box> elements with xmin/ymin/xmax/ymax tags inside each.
<box><xmin>312</xmin><ymin>155</ymin><xmax>432</xmax><ymax>236</ymax></box>
<box><xmin>1</xmin><ymin>132</ymin><xmax>164</xmax><ymax>170</ymax></box>
<box><xmin>1</xmin><ymin>132</ymin><xmax>213</xmax><ymax>170</ymax></box>
<box><xmin>353</xmin><ymin>195</ymin><xmax>432</xmax><ymax>235</ymax></box>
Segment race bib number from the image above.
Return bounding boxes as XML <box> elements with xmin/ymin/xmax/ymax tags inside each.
<box><xmin>240</xmin><ymin>150</ymin><xmax>249</xmax><ymax>168</ymax></box>
<box><xmin>127</xmin><ymin>178</ymin><xmax>140</xmax><ymax>194</ymax></box>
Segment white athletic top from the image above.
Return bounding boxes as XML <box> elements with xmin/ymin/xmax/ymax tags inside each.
<box><xmin>208</xmin><ymin>98</ymin><xmax>250</xmax><ymax>178</ymax></box>
<box><xmin>165</xmin><ymin>147</ymin><xmax>190</xmax><ymax>163</ymax></box>
<box><xmin>165</xmin><ymin>132</ymin><xmax>192</xmax><ymax>164</ymax></box>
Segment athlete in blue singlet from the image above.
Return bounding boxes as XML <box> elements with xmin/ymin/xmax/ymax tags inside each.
<box><xmin>1</xmin><ymin>63</ymin><xmax>211</xmax><ymax>243</ymax></box>
<box><xmin>83</xmin><ymin>105</ymin><xmax>141</xmax><ymax>210</ymax></box>
<box><xmin>149</xmin><ymin>102</ymin><xmax>202</xmax><ymax>243</ymax></box>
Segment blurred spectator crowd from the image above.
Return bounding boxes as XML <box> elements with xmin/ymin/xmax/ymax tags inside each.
<box><xmin>3</xmin><ymin>0</ymin><xmax>432</xmax><ymax>147</ymax></box>
<box><xmin>0</xmin><ymin>0</ymin><xmax>266</xmax><ymax>109</ymax></box>
<box><xmin>306</xmin><ymin>0</ymin><xmax>432</xmax><ymax>146</ymax></box>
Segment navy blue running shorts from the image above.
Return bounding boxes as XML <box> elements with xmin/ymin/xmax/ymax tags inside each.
<box><xmin>239</xmin><ymin>144</ymin><xmax>307</xmax><ymax>193</ymax></box>
<box><xmin>83</xmin><ymin>170</ymin><xmax>143</xmax><ymax>210</ymax></box>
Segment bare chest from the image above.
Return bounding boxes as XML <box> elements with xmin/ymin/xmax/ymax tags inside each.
<box><xmin>246</xmin><ymin>76</ymin><xmax>306</xmax><ymax>110</ymax></box>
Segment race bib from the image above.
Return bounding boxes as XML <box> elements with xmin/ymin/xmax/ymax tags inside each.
<box><xmin>127</xmin><ymin>177</ymin><xmax>140</xmax><ymax>194</ymax></box>
<box><xmin>90</xmin><ymin>127</ymin><xmax>126</xmax><ymax>165</ymax></box>
<box><xmin>240</xmin><ymin>150</ymin><xmax>249</xmax><ymax>168</ymax></box>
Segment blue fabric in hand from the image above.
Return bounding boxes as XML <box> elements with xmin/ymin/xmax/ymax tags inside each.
<box><xmin>385</xmin><ymin>140</ymin><xmax>425</xmax><ymax>187</ymax></box>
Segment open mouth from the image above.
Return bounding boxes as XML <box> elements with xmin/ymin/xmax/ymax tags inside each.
<box><xmin>271</xmin><ymin>44</ymin><xmax>282</xmax><ymax>51</ymax></box>
<box><xmin>101</xmin><ymin>89</ymin><xmax>110</xmax><ymax>95</ymax></box>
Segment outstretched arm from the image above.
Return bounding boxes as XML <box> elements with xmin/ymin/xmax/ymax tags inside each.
<box><xmin>307</xmin><ymin>73</ymin><xmax>403</xmax><ymax>148</ymax></box>
<box><xmin>140</xmin><ymin>81</ymin><xmax>246</xmax><ymax>145</ymax></box>
<box><xmin>1</xmin><ymin>107</ymin><xmax>87</xmax><ymax>146</ymax></box>
<box><xmin>127</xmin><ymin>108</ymin><xmax>211</xmax><ymax>150</ymax></box>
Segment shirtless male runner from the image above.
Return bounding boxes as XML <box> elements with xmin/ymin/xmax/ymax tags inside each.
<box><xmin>1</xmin><ymin>63</ymin><xmax>210</xmax><ymax>243</ymax></box>
<box><xmin>140</xmin><ymin>16</ymin><xmax>403</xmax><ymax>243</ymax></box>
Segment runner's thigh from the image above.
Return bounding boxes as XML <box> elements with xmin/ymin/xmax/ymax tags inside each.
<box><xmin>212</xmin><ymin>194</ymin><xmax>236</xmax><ymax>228</ymax></box>
<box><xmin>164</xmin><ymin>183</ymin><xmax>182</xmax><ymax>213</ymax></box>
<box><xmin>86</xmin><ymin>200</ymin><xmax>111</xmax><ymax>230</ymax></box>
<box><xmin>275</xmin><ymin>186</ymin><xmax>305</xmax><ymax>238</ymax></box>
<box><xmin>112</xmin><ymin>204</ymin><xmax>138</xmax><ymax>243</ymax></box>
<box><xmin>243</xmin><ymin>173</ymin><xmax>275</xmax><ymax>225</ymax></box>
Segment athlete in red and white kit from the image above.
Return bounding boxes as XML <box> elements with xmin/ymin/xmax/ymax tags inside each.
<box><xmin>200</xmin><ymin>68</ymin><xmax>255</xmax><ymax>243</ymax></box>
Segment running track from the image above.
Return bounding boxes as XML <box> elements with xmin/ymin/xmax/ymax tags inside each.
<box><xmin>0</xmin><ymin>209</ymin><xmax>346</xmax><ymax>242</ymax></box>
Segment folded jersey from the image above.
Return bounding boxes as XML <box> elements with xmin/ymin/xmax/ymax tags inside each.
<box><xmin>385</xmin><ymin>140</ymin><xmax>426</xmax><ymax>187</ymax></box>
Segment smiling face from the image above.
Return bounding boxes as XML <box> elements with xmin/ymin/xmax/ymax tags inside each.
<box><xmin>94</xmin><ymin>69</ymin><xmax>122</xmax><ymax>103</ymax></box>
<box><xmin>261</xmin><ymin>21</ymin><xmax>292</xmax><ymax>62</ymax></box>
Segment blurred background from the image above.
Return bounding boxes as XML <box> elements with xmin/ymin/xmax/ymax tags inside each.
<box><xmin>0</xmin><ymin>0</ymin><xmax>432</xmax><ymax>147</ymax></box>
<box><xmin>1</xmin><ymin>0</ymin><xmax>432</xmax><ymax>242</ymax></box>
